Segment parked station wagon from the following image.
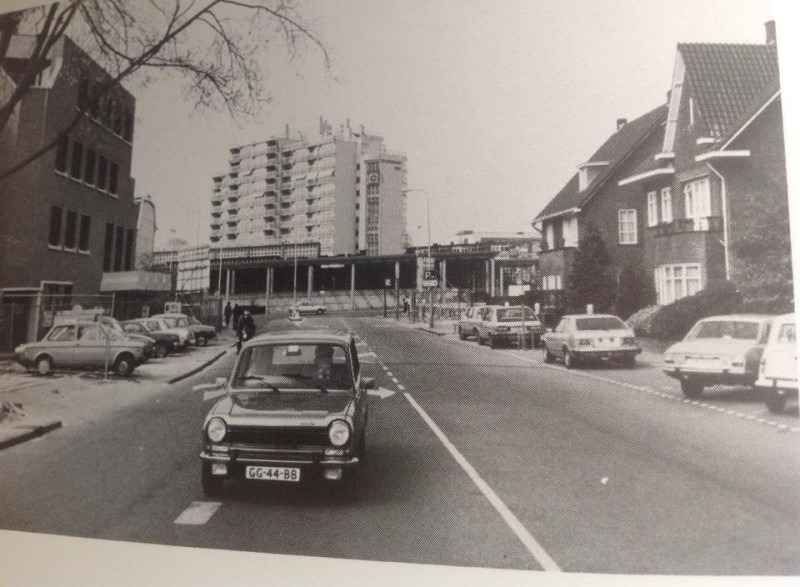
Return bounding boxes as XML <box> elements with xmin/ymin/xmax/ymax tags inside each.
<box><xmin>14</xmin><ymin>321</ymin><xmax>146</xmax><ymax>376</ymax></box>
<box><xmin>288</xmin><ymin>300</ymin><xmax>326</xmax><ymax>316</ymax></box>
<box><xmin>462</xmin><ymin>305</ymin><xmax>543</xmax><ymax>349</ymax></box>
<box><xmin>542</xmin><ymin>314</ymin><xmax>641</xmax><ymax>368</ymax></box>
<box><xmin>199</xmin><ymin>329</ymin><xmax>373</xmax><ymax>500</ymax></box>
<box><xmin>755</xmin><ymin>313</ymin><xmax>798</xmax><ymax>413</ymax></box>
<box><xmin>663</xmin><ymin>314</ymin><xmax>774</xmax><ymax>398</ymax></box>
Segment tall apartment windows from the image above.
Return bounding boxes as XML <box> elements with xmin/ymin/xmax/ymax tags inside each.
<box><xmin>84</xmin><ymin>149</ymin><xmax>96</xmax><ymax>185</ymax></box>
<box><xmin>103</xmin><ymin>223</ymin><xmax>114</xmax><ymax>271</ymax></box>
<box><xmin>683</xmin><ymin>177</ymin><xmax>711</xmax><ymax>230</ymax></box>
<box><xmin>55</xmin><ymin>135</ymin><xmax>68</xmax><ymax>173</ymax></box>
<box><xmin>70</xmin><ymin>141</ymin><xmax>83</xmax><ymax>179</ymax></box>
<box><xmin>661</xmin><ymin>187</ymin><xmax>673</xmax><ymax>223</ymax></box>
<box><xmin>48</xmin><ymin>206</ymin><xmax>63</xmax><ymax>247</ymax></box>
<box><xmin>545</xmin><ymin>223</ymin><xmax>554</xmax><ymax>250</ymax></box>
<box><xmin>109</xmin><ymin>162</ymin><xmax>119</xmax><ymax>195</ymax></box>
<box><xmin>655</xmin><ymin>264</ymin><xmax>701</xmax><ymax>305</ymax></box>
<box><xmin>124</xmin><ymin>228</ymin><xmax>134</xmax><ymax>270</ymax></box>
<box><xmin>367</xmin><ymin>183</ymin><xmax>379</xmax><ymax>195</ymax></box>
<box><xmin>618</xmin><ymin>209</ymin><xmax>638</xmax><ymax>244</ymax></box>
<box><xmin>97</xmin><ymin>156</ymin><xmax>109</xmax><ymax>190</ymax></box>
<box><xmin>79</xmin><ymin>215</ymin><xmax>91</xmax><ymax>252</ymax></box>
<box><xmin>647</xmin><ymin>191</ymin><xmax>658</xmax><ymax>227</ymax></box>
<box><xmin>562</xmin><ymin>216</ymin><xmax>578</xmax><ymax>247</ymax></box>
<box><xmin>64</xmin><ymin>210</ymin><xmax>78</xmax><ymax>250</ymax></box>
<box><xmin>114</xmin><ymin>225</ymin><xmax>124</xmax><ymax>270</ymax></box>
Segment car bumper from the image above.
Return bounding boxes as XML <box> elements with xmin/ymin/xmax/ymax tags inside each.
<box><xmin>573</xmin><ymin>348</ymin><xmax>641</xmax><ymax>359</ymax></box>
<box><xmin>14</xmin><ymin>354</ymin><xmax>31</xmax><ymax>368</ymax></box>
<box><xmin>663</xmin><ymin>368</ymin><xmax>755</xmax><ymax>386</ymax></box>
<box><xmin>200</xmin><ymin>450</ymin><xmax>359</xmax><ymax>478</ymax></box>
<box><xmin>755</xmin><ymin>377</ymin><xmax>799</xmax><ymax>395</ymax></box>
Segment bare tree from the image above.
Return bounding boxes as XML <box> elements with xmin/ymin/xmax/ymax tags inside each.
<box><xmin>0</xmin><ymin>0</ymin><xmax>329</xmax><ymax>182</ymax></box>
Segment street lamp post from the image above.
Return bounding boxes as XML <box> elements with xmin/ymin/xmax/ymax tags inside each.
<box><xmin>404</xmin><ymin>189</ymin><xmax>434</xmax><ymax>328</ymax></box>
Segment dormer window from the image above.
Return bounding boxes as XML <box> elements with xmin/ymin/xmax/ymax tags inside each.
<box><xmin>577</xmin><ymin>162</ymin><xmax>609</xmax><ymax>191</ymax></box>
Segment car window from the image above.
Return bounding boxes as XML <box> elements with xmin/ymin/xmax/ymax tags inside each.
<box><xmin>350</xmin><ymin>340</ymin><xmax>360</xmax><ymax>380</ymax></box>
<box><xmin>233</xmin><ymin>343</ymin><xmax>352</xmax><ymax>391</ymax></box>
<box><xmin>48</xmin><ymin>325</ymin><xmax>76</xmax><ymax>341</ymax></box>
<box><xmin>161</xmin><ymin>317</ymin><xmax>178</xmax><ymax>328</ymax></box>
<box><xmin>78</xmin><ymin>325</ymin><xmax>102</xmax><ymax>341</ymax></box>
<box><xmin>496</xmin><ymin>307</ymin><xmax>536</xmax><ymax>322</ymax></box>
<box><xmin>575</xmin><ymin>316</ymin><xmax>627</xmax><ymax>331</ymax></box>
<box><xmin>175</xmin><ymin>317</ymin><xmax>189</xmax><ymax>327</ymax></box>
<box><xmin>145</xmin><ymin>320</ymin><xmax>162</xmax><ymax>331</ymax></box>
<box><xmin>778</xmin><ymin>323</ymin><xmax>796</xmax><ymax>344</ymax></box>
<box><xmin>685</xmin><ymin>320</ymin><xmax>760</xmax><ymax>341</ymax></box>
<box><xmin>555</xmin><ymin>319</ymin><xmax>567</xmax><ymax>334</ymax></box>
<box><xmin>123</xmin><ymin>323</ymin><xmax>142</xmax><ymax>334</ymax></box>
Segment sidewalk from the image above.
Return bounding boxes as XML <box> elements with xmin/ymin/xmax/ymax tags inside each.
<box><xmin>0</xmin><ymin>335</ymin><xmax>235</xmax><ymax>451</ymax></box>
<box><xmin>388</xmin><ymin>316</ymin><xmax>457</xmax><ymax>336</ymax></box>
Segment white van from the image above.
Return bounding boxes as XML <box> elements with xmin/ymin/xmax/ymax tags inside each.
<box><xmin>755</xmin><ymin>313</ymin><xmax>798</xmax><ymax>413</ymax></box>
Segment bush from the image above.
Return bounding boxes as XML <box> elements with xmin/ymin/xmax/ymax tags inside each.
<box><xmin>626</xmin><ymin>305</ymin><xmax>660</xmax><ymax>337</ymax></box>
<box><xmin>648</xmin><ymin>281</ymin><xmax>743</xmax><ymax>341</ymax></box>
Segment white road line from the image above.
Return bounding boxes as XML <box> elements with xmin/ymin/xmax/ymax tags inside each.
<box><xmin>404</xmin><ymin>392</ymin><xmax>561</xmax><ymax>572</ymax></box>
<box><xmin>397</xmin><ymin>384</ymin><xmax>405</xmax><ymax>391</ymax></box>
<box><xmin>174</xmin><ymin>501</ymin><xmax>222</xmax><ymax>525</ymax></box>
<box><xmin>360</xmin><ymin>351</ymin><xmax>378</xmax><ymax>358</ymax></box>
<box><xmin>381</xmin><ymin>364</ymin><xmax>389</xmax><ymax>371</ymax></box>
<box><xmin>386</xmin><ymin>371</ymin><xmax>394</xmax><ymax>377</ymax></box>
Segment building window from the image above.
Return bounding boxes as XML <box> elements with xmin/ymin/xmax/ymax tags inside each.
<box><xmin>655</xmin><ymin>263</ymin><xmax>702</xmax><ymax>305</ymax></box>
<box><xmin>562</xmin><ymin>217</ymin><xmax>578</xmax><ymax>247</ymax></box>
<box><xmin>683</xmin><ymin>177</ymin><xmax>711</xmax><ymax>230</ymax></box>
<box><xmin>48</xmin><ymin>206</ymin><xmax>63</xmax><ymax>247</ymax></box>
<box><xmin>103</xmin><ymin>223</ymin><xmax>114</xmax><ymax>271</ymax></box>
<box><xmin>55</xmin><ymin>134</ymin><xmax>68</xmax><ymax>173</ymax></box>
<box><xmin>545</xmin><ymin>223</ymin><xmax>554</xmax><ymax>250</ymax></box>
<box><xmin>70</xmin><ymin>141</ymin><xmax>83</xmax><ymax>179</ymax></box>
<box><xmin>64</xmin><ymin>210</ymin><xmax>77</xmax><ymax>250</ymax></box>
<box><xmin>647</xmin><ymin>191</ymin><xmax>658</xmax><ymax>227</ymax></box>
<box><xmin>123</xmin><ymin>110</ymin><xmax>133</xmax><ymax>142</ymax></box>
<box><xmin>124</xmin><ymin>228</ymin><xmax>134</xmax><ymax>270</ymax></box>
<box><xmin>109</xmin><ymin>161</ymin><xmax>119</xmax><ymax>195</ymax></box>
<box><xmin>84</xmin><ymin>149</ymin><xmax>96</xmax><ymax>185</ymax></box>
<box><xmin>542</xmin><ymin>275</ymin><xmax>563</xmax><ymax>291</ymax></box>
<box><xmin>661</xmin><ymin>187</ymin><xmax>673</xmax><ymax>223</ymax></box>
<box><xmin>97</xmin><ymin>156</ymin><xmax>108</xmax><ymax>190</ymax></box>
<box><xmin>367</xmin><ymin>183</ymin><xmax>379</xmax><ymax>195</ymax></box>
<box><xmin>78</xmin><ymin>214</ymin><xmax>91</xmax><ymax>252</ymax></box>
<box><xmin>114</xmin><ymin>225</ymin><xmax>124</xmax><ymax>270</ymax></box>
<box><xmin>618</xmin><ymin>209</ymin><xmax>638</xmax><ymax>244</ymax></box>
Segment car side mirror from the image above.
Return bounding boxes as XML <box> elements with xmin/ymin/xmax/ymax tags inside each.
<box><xmin>361</xmin><ymin>377</ymin><xmax>376</xmax><ymax>390</ymax></box>
<box><xmin>215</xmin><ymin>377</ymin><xmax>227</xmax><ymax>387</ymax></box>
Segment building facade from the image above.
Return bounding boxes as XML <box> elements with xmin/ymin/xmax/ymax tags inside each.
<box><xmin>0</xmin><ymin>35</ymin><xmax>138</xmax><ymax>346</ymax></box>
<box><xmin>211</xmin><ymin>121</ymin><xmax>407</xmax><ymax>258</ymax></box>
<box><xmin>134</xmin><ymin>195</ymin><xmax>156</xmax><ymax>269</ymax></box>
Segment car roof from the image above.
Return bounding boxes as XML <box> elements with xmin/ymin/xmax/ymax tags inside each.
<box><xmin>151</xmin><ymin>313</ymin><xmax>188</xmax><ymax>318</ymax></box>
<box><xmin>562</xmin><ymin>314</ymin><xmax>623</xmax><ymax>319</ymax></box>
<box><xmin>697</xmin><ymin>314</ymin><xmax>775</xmax><ymax>322</ymax></box>
<box><xmin>246</xmin><ymin>328</ymin><xmax>353</xmax><ymax>346</ymax></box>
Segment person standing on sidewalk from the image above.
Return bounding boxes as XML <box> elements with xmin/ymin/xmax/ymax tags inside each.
<box><xmin>232</xmin><ymin>304</ymin><xmax>240</xmax><ymax>331</ymax></box>
<box><xmin>224</xmin><ymin>302</ymin><xmax>232</xmax><ymax>329</ymax></box>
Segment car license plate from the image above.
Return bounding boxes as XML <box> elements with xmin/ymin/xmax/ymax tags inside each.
<box><xmin>245</xmin><ymin>466</ymin><xmax>300</xmax><ymax>482</ymax></box>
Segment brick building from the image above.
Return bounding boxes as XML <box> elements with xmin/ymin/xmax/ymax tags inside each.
<box><xmin>0</xmin><ymin>35</ymin><xmax>138</xmax><ymax>346</ymax></box>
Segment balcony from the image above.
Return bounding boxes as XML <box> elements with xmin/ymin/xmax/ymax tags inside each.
<box><xmin>652</xmin><ymin>216</ymin><xmax>723</xmax><ymax>237</ymax></box>
<box><xmin>540</xmin><ymin>237</ymin><xmax>569</xmax><ymax>252</ymax></box>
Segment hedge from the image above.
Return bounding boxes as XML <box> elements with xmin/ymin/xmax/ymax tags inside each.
<box><xmin>647</xmin><ymin>281</ymin><xmax>743</xmax><ymax>341</ymax></box>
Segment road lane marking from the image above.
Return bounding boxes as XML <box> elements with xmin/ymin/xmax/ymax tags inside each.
<box><xmin>404</xmin><ymin>391</ymin><xmax>561</xmax><ymax>572</ymax></box>
<box><xmin>386</xmin><ymin>371</ymin><xmax>394</xmax><ymax>377</ymax></box>
<box><xmin>174</xmin><ymin>501</ymin><xmax>222</xmax><ymax>525</ymax></box>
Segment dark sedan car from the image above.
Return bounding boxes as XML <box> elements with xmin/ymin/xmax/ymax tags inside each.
<box><xmin>121</xmin><ymin>320</ymin><xmax>180</xmax><ymax>358</ymax></box>
<box><xmin>198</xmin><ymin>329</ymin><xmax>373</xmax><ymax>500</ymax></box>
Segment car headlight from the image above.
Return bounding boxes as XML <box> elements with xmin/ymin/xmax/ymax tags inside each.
<box><xmin>206</xmin><ymin>417</ymin><xmax>227</xmax><ymax>443</ymax></box>
<box><xmin>328</xmin><ymin>420</ymin><xmax>351</xmax><ymax>447</ymax></box>
<box><xmin>577</xmin><ymin>338</ymin><xmax>592</xmax><ymax>346</ymax></box>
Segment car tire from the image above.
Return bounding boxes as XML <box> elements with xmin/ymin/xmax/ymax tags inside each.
<box><xmin>36</xmin><ymin>355</ymin><xmax>53</xmax><ymax>376</ymax></box>
<box><xmin>458</xmin><ymin>327</ymin><xmax>468</xmax><ymax>341</ymax></box>
<box><xmin>533</xmin><ymin>335</ymin><xmax>541</xmax><ymax>349</ymax></box>
<box><xmin>316</xmin><ymin>308</ymin><xmax>324</xmax><ymax>315</ymax></box>
<box><xmin>488</xmin><ymin>334</ymin><xmax>497</xmax><ymax>349</ymax></box>
<box><xmin>155</xmin><ymin>342</ymin><xmax>169</xmax><ymax>358</ymax></box>
<box><xmin>201</xmin><ymin>462</ymin><xmax>225</xmax><ymax>497</ymax></box>
<box><xmin>623</xmin><ymin>354</ymin><xmax>636</xmax><ymax>369</ymax></box>
<box><xmin>765</xmin><ymin>393</ymin><xmax>787</xmax><ymax>414</ymax></box>
<box><xmin>564</xmin><ymin>349</ymin><xmax>577</xmax><ymax>369</ymax></box>
<box><xmin>114</xmin><ymin>354</ymin><xmax>135</xmax><ymax>377</ymax></box>
<box><xmin>473</xmin><ymin>329</ymin><xmax>481</xmax><ymax>344</ymax></box>
<box><xmin>195</xmin><ymin>334</ymin><xmax>208</xmax><ymax>347</ymax></box>
<box><xmin>680</xmin><ymin>379</ymin><xmax>703</xmax><ymax>399</ymax></box>
<box><xmin>544</xmin><ymin>347</ymin><xmax>555</xmax><ymax>364</ymax></box>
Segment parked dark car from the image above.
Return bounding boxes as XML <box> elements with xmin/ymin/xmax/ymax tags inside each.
<box><xmin>121</xmin><ymin>320</ymin><xmax>180</xmax><ymax>358</ymax></box>
<box><xmin>199</xmin><ymin>329</ymin><xmax>373</xmax><ymax>500</ymax></box>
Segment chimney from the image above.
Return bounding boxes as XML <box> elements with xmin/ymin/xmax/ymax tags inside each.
<box><xmin>616</xmin><ymin>118</ymin><xmax>627</xmax><ymax>131</ymax></box>
<box><xmin>765</xmin><ymin>20</ymin><xmax>776</xmax><ymax>46</ymax></box>
<box><xmin>666</xmin><ymin>89</ymin><xmax>672</xmax><ymax>104</ymax></box>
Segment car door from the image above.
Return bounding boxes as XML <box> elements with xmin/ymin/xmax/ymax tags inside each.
<box><xmin>75</xmin><ymin>324</ymin><xmax>108</xmax><ymax>367</ymax></box>
<box><xmin>765</xmin><ymin>319</ymin><xmax>797</xmax><ymax>383</ymax></box>
<box><xmin>349</xmin><ymin>339</ymin><xmax>368</xmax><ymax>437</ymax></box>
<box><xmin>44</xmin><ymin>325</ymin><xmax>77</xmax><ymax>367</ymax></box>
<box><xmin>550</xmin><ymin>318</ymin><xmax>569</xmax><ymax>357</ymax></box>
<box><xmin>477</xmin><ymin>307</ymin><xmax>492</xmax><ymax>339</ymax></box>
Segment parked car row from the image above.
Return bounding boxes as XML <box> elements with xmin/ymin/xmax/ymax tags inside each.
<box><xmin>458</xmin><ymin>305</ymin><xmax>544</xmax><ymax>349</ymax></box>
<box><xmin>13</xmin><ymin>310</ymin><xmax>220</xmax><ymax>377</ymax></box>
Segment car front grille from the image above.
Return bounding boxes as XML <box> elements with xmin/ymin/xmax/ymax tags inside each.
<box><xmin>227</xmin><ymin>426</ymin><xmax>330</xmax><ymax>448</ymax></box>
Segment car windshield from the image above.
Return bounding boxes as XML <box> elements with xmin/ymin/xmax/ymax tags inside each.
<box><xmin>162</xmin><ymin>317</ymin><xmax>189</xmax><ymax>328</ymax></box>
<box><xmin>496</xmin><ymin>307</ymin><xmax>537</xmax><ymax>322</ymax></box>
<box><xmin>232</xmin><ymin>343</ymin><xmax>352</xmax><ymax>392</ymax></box>
<box><xmin>188</xmin><ymin>317</ymin><xmax>201</xmax><ymax>325</ymax></box>
<box><xmin>685</xmin><ymin>320</ymin><xmax>761</xmax><ymax>341</ymax></box>
<box><xmin>575</xmin><ymin>316</ymin><xmax>626</xmax><ymax>331</ymax></box>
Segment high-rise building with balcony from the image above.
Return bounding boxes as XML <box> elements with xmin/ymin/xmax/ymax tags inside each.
<box><xmin>210</xmin><ymin>121</ymin><xmax>407</xmax><ymax>257</ymax></box>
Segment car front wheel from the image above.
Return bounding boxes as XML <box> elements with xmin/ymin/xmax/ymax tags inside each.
<box><xmin>622</xmin><ymin>354</ymin><xmax>636</xmax><ymax>368</ymax></box>
<box><xmin>765</xmin><ymin>393</ymin><xmax>787</xmax><ymax>414</ymax></box>
<box><xmin>488</xmin><ymin>334</ymin><xmax>497</xmax><ymax>349</ymax></box>
<box><xmin>316</xmin><ymin>308</ymin><xmax>324</xmax><ymax>315</ymax></box>
<box><xmin>680</xmin><ymin>379</ymin><xmax>704</xmax><ymax>399</ymax></box>
<box><xmin>458</xmin><ymin>327</ymin><xmax>467</xmax><ymax>340</ymax></box>
<box><xmin>155</xmin><ymin>342</ymin><xmax>169</xmax><ymax>358</ymax></box>
<box><xmin>564</xmin><ymin>349</ymin><xmax>577</xmax><ymax>369</ymax></box>
<box><xmin>114</xmin><ymin>354</ymin><xmax>135</xmax><ymax>377</ymax></box>
<box><xmin>543</xmin><ymin>347</ymin><xmax>555</xmax><ymax>364</ymax></box>
<box><xmin>195</xmin><ymin>334</ymin><xmax>208</xmax><ymax>347</ymax></box>
<box><xmin>36</xmin><ymin>355</ymin><xmax>53</xmax><ymax>376</ymax></box>
<box><xmin>201</xmin><ymin>462</ymin><xmax>225</xmax><ymax>497</ymax></box>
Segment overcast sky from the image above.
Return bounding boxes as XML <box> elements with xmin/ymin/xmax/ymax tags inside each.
<box><xmin>129</xmin><ymin>0</ymin><xmax>778</xmax><ymax>249</ymax></box>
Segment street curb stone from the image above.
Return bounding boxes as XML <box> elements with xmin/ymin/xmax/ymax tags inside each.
<box><xmin>167</xmin><ymin>349</ymin><xmax>228</xmax><ymax>385</ymax></box>
<box><xmin>0</xmin><ymin>420</ymin><xmax>62</xmax><ymax>451</ymax></box>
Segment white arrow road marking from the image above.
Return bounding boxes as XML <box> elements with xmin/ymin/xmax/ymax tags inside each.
<box><xmin>404</xmin><ymin>392</ymin><xmax>561</xmax><ymax>572</ymax></box>
<box><xmin>360</xmin><ymin>351</ymin><xmax>378</xmax><ymax>358</ymax></box>
<box><xmin>368</xmin><ymin>387</ymin><xmax>396</xmax><ymax>399</ymax></box>
<box><xmin>174</xmin><ymin>501</ymin><xmax>222</xmax><ymax>525</ymax></box>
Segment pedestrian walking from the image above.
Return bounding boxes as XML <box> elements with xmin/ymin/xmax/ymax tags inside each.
<box><xmin>402</xmin><ymin>296</ymin><xmax>410</xmax><ymax>314</ymax></box>
<box><xmin>223</xmin><ymin>301</ymin><xmax>232</xmax><ymax>329</ymax></box>
<box><xmin>232</xmin><ymin>303</ymin><xmax>241</xmax><ymax>331</ymax></box>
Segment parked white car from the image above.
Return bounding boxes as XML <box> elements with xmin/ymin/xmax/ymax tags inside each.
<box><xmin>136</xmin><ymin>317</ymin><xmax>193</xmax><ymax>348</ymax></box>
<box><xmin>755</xmin><ymin>313</ymin><xmax>798</xmax><ymax>413</ymax></box>
<box><xmin>663</xmin><ymin>314</ymin><xmax>773</xmax><ymax>399</ymax></box>
<box><xmin>542</xmin><ymin>314</ymin><xmax>640</xmax><ymax>368</ymax></box>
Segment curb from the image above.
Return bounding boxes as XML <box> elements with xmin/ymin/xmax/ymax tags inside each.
<box><xmin>0</xmin><ymin>420</ymin><xmax>62</xmax><ymax>451</ymax></box>
<box><xmin>168</xmin><ymin>349</ymin><xmax>229</xmax><ymax>385</ymax></box>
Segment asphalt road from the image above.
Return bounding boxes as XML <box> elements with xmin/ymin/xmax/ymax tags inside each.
<box><xmin>0</xmin><ymin>313</ymin><xmax>797</xmax><ymax>575</ymax></box>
